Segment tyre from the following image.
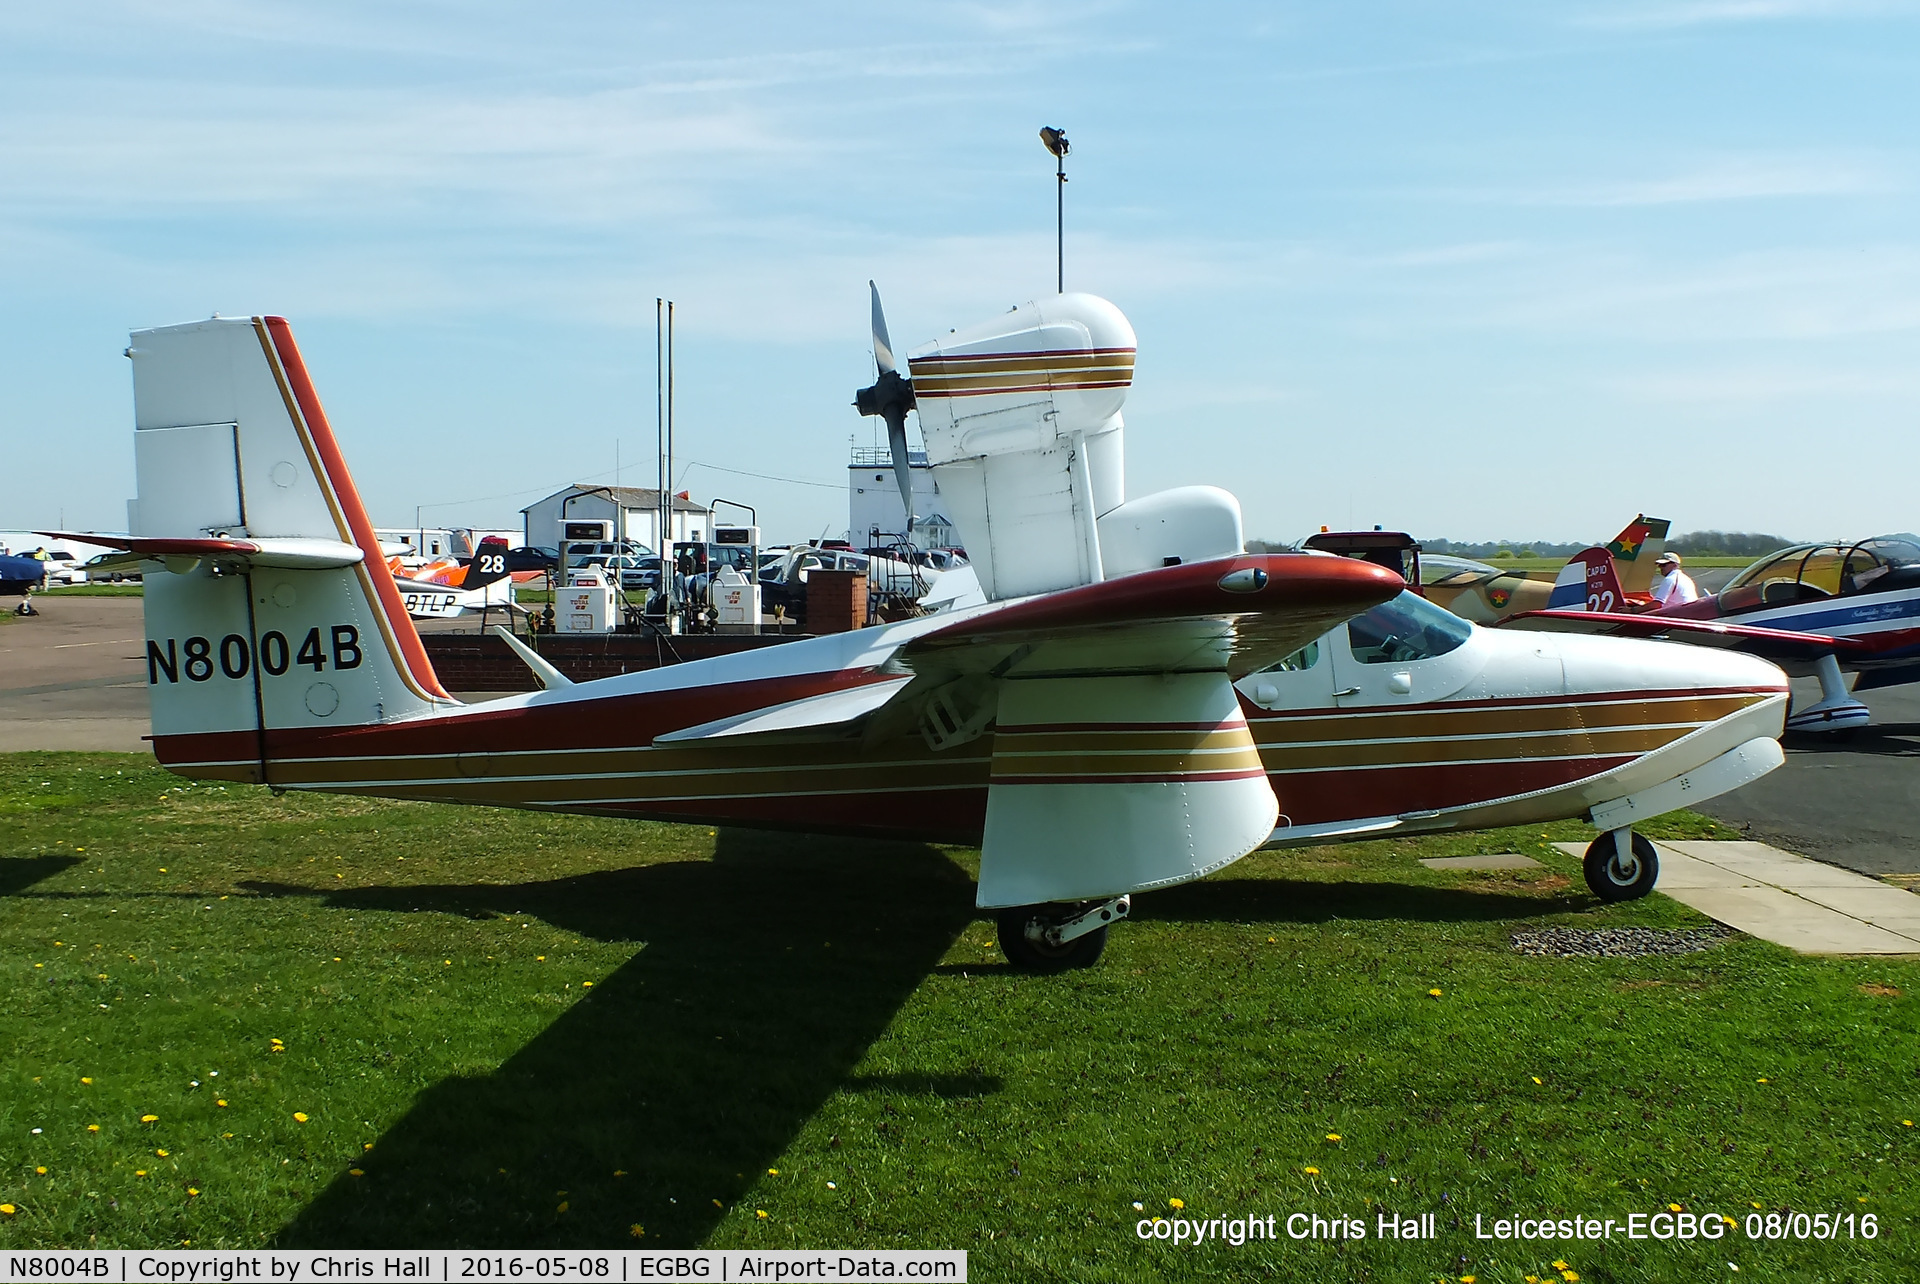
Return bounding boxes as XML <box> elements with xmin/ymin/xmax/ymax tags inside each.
<box><xmin>1583</xmin><ymin>831</ymin><xmax>1659</xmax><ymax>902</ymax></box>
<box><xmin>996</xmin><ymin>905</ymin><xmax>1109</xmax><ymax>973</ymax></box>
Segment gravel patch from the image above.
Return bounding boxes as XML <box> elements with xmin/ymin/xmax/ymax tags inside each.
<box><xmin>1510</xmin><ymin>925</ymin><xmax>1735</xmax><ymax>958</ymax></box>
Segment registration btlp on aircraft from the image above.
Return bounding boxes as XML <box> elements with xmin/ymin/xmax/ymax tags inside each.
<box><xmin>77</xmin><ymin>290</ymin><xmax>1788</xmax><ymax>969</ymax></box>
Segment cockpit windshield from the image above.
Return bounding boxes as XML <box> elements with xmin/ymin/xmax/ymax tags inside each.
<box><xmin>1347</xmin><ymin>591</ymin><xmax>1473</xmax><ymax>665</ymax></box>
<box><xmin>1724</xmin><ymin>536</ymin><xmax>1920</xmax><ymax>603</ymax></box>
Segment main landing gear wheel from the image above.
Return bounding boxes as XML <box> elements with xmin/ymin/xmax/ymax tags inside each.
<box><xmin>996</xmin><ymin>901</ymin><xmax>1122</xmax><ymax>973</ymax></box>
<box><xmin>1583</xmin><ymin>830</ymin><xmax>1659</xmax><ymax>902</ymax></box>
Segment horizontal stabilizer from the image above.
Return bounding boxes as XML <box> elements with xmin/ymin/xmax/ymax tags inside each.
<box><xmin>655</xmin><ymin>676</ymin><xmax>915</xmax><ymax>744</ymax></box>
<box><xmin>40</xmin><ymin>532</ymin><xmax>364</xmax><ymax>572</ymax></box>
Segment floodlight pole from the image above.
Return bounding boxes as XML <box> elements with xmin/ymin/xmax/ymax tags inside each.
<box><xmin>1040</xmin><ymin>126</ymin><xmax>1070</xmax><ymax>294</ymax></box>
<box><xmin>1055</xmin><ymin>146</ymin><xmax>1065</xmax><ymax>294</ymax></box>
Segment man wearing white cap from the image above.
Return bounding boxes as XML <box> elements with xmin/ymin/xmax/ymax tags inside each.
<box><xmin>1651</xmin><ymin>551</ymin><xmax>1699</xmax><ymax>606</ymax></box>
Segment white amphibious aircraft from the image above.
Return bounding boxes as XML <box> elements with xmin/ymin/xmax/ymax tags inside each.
<box><xmin>61</xmin><ymin>296</ymin><xmax>1788</xmax><ymax>969</ymax></box>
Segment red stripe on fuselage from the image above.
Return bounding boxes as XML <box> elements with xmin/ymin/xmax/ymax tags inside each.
<box><xmin>1268</xmin><ymin>756</ymin><xmax>1636</xmax><ymax>826</ymax></box>
<box><xmin>261</xmin><ymin>317</ymin><xmax>452</xmax><ymax>702</ymax></box>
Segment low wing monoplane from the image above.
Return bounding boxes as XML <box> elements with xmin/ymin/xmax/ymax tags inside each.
<box><xmin>57</xmin><ymin>295</ymin><xmax>1787</xmax><ymax>968</ymax></box>
<box><xmin>1505</xmin><ymin>536</ymin><xmax>1920</xmax><ymax>735</ymax></box>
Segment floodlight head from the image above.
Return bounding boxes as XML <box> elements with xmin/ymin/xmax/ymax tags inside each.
<box><xmin>1040</xmin><ymin>126</ymin><xmax>1070</xmax><ymax>159</ymax></box>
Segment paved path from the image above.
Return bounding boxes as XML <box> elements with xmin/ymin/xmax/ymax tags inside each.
<box><xmin>0</xmin><ymin>596</ymin><xmax>151</xmax><ymax>752</ymax></box>
<box><xmin>1557</xmin><ymin>839</ymin><xmax>1920</xmax><ymax>955</ymax></box>
<box><xmin>1700</xmin><ymin>679</ymin><xmax>1920</xmax><ymax>877</ymax></box>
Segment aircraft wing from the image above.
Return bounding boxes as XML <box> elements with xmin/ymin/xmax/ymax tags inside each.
<box><xmin>897</xmin><ymin>553</ymin><xmax>1404</xmax><ymax>682</ymax></box>
<box><xmin>1499</xmin><ymin>608</ymin><xmax>1878</xmax><ymax>663</ymax></box>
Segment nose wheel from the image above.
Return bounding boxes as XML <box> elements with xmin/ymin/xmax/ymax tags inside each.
<box><xmin>1583</xmin><ymin>829</ymin><xmax>1659</xmax><ymax>901</ymax></box>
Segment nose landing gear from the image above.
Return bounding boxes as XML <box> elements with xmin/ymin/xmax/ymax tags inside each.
<box><xmin>1583</xmin><ymin>828</ymin><xmax>1659</xmax><ymax>901</ymax></box>
<box><xmin>996</xmin><ymin>896</ymin><xmax>1131</xmax><ymax>972</ymax></box>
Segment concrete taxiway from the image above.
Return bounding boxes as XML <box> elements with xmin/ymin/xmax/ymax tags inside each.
<box><xmin>1556</xmin><ymin>839</ymin><xmax>1920</xmax><ymax>955</ymax></box>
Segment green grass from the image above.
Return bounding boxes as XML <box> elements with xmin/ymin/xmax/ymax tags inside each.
<box><xmin>2</xmin><ymin>753</ymin><xmax>1915</xmax><ymax>1280</ymax></box>
<box><xmin>35</xmin><ymin>584</ymin><xmax>145</xmax><ymax>597</ymax></box>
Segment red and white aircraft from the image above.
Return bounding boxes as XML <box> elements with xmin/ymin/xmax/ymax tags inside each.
<box><xmin>62</xmin><ymin>297</ymin><xmax>1789</xmax><ymax>968</ymax></box>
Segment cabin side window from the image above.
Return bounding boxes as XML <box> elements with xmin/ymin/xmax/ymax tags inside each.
<box><xmin>1256</xmin><ymin>641</ymin><xmax>1320</xmax><ymax>673</ymax></box>
<box><xmin>1347</xmin><ymin>592</ymin><xmax>1472</xmax><ymax>665</ymax></box>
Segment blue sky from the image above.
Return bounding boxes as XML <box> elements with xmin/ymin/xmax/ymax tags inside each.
<box><xmin>4</xmin><ymin>1</ymin><xmax>1918</xmax><ymax>546</ymax></box>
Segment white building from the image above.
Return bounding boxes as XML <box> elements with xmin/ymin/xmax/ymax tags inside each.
<box><xmin>522</xmin><ymin>484</ymin><xmax>709</xmax><ymax>553</ymax></box>
<box><xmin>848</xmin><ymin>448</ymin><xmax>960</xmax><ymax>551</ymax></box>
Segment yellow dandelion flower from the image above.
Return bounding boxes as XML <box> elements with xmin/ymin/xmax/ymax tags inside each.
<box><xmin>537</xmin><ymin>956</ymin><xmax>545</xmax><ymax>962</ymax></box>
<box><xmin>1757</xmin><ymin>1077</ymin><xmax>1768</xmax><ymax>1083</ymax></box>
<box><xmin>1303</xmin><ymin>1166</ymin><xmax>1319</xmax><ymax>1175</ymax></box>
<box><xmin>135</xmin><ymin>1171</ymin><xmax>147</xmax><ymax>1178</ymax></box>
<box><xmin>630</xmin><ymin>1225</ymin><xmax>645</xmax><ymax>1239</ymax></box>
<box><xmin>582</xmin><ymin>981</ymin><xmax>593</xmax><ymax>988</ymax></box>
<box><xmin>1531</xmin><ymin>1076</ymin><xmax>1542</xmax><ymax>1085</ymax></box>
<box><xmin>0</xmin><ymin>1205</ymin><xmax>14</xmax><ymax>1216</ymax></box>
<box><xmin>293</xmin><ymin>1113</ymin><xmax>308</xmax><ymax>1123</ymax></box>
<box><xmin>1526</xmin><ymin>1277</ymin><xmax>1539</xmax><ymax>1284</ymax></box>
<box><xmin>81</xmin><ymin>1077</ymin><xmax>92</xmax><ymax>1085</ymax></box>
<box><xmin>35</xmin><ymin>1167</ymin><xmax>47</xmax><ymax>1175</ymax></box>
<box><xmin>1168</xmin><ymin>1197</ymin><xmax>1185</xmax><ymax>1209</ymax></box>
<box><xmin>1561</xmin><ymin>1273</ymin><xmax>1579</xmax><ymax>1283</ymax></box>
<box><xmin>222</xmin><ymin>1133</ymin><xmax>233</xmax><ymax>1139</ymax></box>
<box><xmin>216</xmin><ymin>1100</ymin><xmax>227</xmax><ymax>1108</ymax></box>
<box><xmin>1750</xmin><ymin>1202</ymin><xmax>1762</xmax><ymax>1209</ymax></box>
<box><xmin>87</xmin><ymin>1124</ymin><xmax>100</xmax><ymax>1133</ymax></box>
<box><xmin>1904</xmin><ymin>1120</ymin><xmax>1914</xmax><ymax>1127</ymax></box>
<box><xmin>768</xmin><ymin>1168</ymin><xmax>779</xmax><ymax>1175</ymax></box>
<box><xmin>1462</xmin><ymin>1276</ymin><xmax>1476</xmax><ymax>1283</ymax></box>
<box><xmin>156</xmin><ymin>1149</ymin><xmax>169</xmax><ymax>1157</ymax></box>
<box><xmin>1667</xmin><ymin>1203</ymin><xmax>1682</xmax><ymax>1212</ymax></box>
<box><xmin>755</xmin><ymin>1210</ymin><xmax>768</xmax><ymax>1219</ymax></box>
<box><xmin>1857</xmin><ymin>1197</ymin><xmax>1868</xmax><ymax>1203</ymax></box>
<box><xmin>187</xmin><ymin>1188</ymin><xmax>199</xmax><ymax>1197</ymax></box>
<box><xmin>1428</xmin><ymin>988</ymin><xmax>1443</xmax><ymax>998</ymax></box>
<box><xmin>1553</xmin><ymin>1264</ymin><xmax>1569</xmax><ymax>1272</ymax></box>
<box><xmin>1326</xmin><ymin>1133</ymin><xmax>1342</xmax><ymax>1142</ymax></box>
<box><xmin>349</xmin><ymin>1169</ymin><xmax>364</xmax><ymax>1177</ymax></box>
<box><xmin>363</xmin><ymin>1143</ymin><xmax>374</xmax><ymax>1151</ymax></box>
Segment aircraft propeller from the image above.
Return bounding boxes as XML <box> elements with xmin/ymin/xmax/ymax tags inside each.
<box><xmin>854</xmin><ymin>281</ymin><xmax>918</xmax><ymax>534</ymax></box>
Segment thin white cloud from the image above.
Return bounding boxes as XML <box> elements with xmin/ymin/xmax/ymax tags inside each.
<box><xmin>1576</xmin><ymin>0</ymin><xmax>1904</xmax><ymax>31</ymax></box>
<box><xmin>1422</xmin><ymin>154</ymin><xmax>1899</xmax><ymax>208</ymax></box>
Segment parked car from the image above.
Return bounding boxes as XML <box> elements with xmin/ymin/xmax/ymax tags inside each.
<box><xmin>565</xmin><ymin>540</ymin><xmax>653</xmax><ymax>570</ymax></box>
<box><xmin>82</xmin><ymin>553</ymin><xmax>141</xmax><ymax>583</ymax></box>
<box><xmin>578</xmin><ymin>553</ymin><xmax>663</xmax><ymax>593</ymax></box>
<box><xmin>503</xmin><ymin>545</ymin><xmax>559</xmax><ymax>574</ymax></box>
<box><xmin>40</xmin><ymin>550</ymin><xmax>87</xmax><ymax>585</ymax></box>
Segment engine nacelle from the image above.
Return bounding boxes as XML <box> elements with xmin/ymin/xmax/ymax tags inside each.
<box><xmin>908</xmin><ymin>294</ymin><xmax>1135</xmax><ymax>600</ymax></box>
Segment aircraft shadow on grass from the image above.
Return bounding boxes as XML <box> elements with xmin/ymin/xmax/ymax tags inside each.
<box><xmin>235</xmin><ymin>837</ymin><xmax>1578</xmax><ymax>1248</ymax></box>
<box><xmin>242</xmin><ymin>830</ymin><xmax>980</xmax><ymax>1249</ymax></box>
<box><xmin>0</xmin><ymin>854</ymin><xmax>83</xmax><ymax>896</ymax></box>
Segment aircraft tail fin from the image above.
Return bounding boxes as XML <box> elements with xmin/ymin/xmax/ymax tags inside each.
<box><xmin>1606</xmin><ymin>514</ymin><xmax>1671</xmax><ymax>595</ymax></box>
<box><xmin>454</xmin><ymin>537</ymin><xmax>512</xmax><ymax>590</ymax></box>
<box><xmin>127</xmin><ymin>316</ymin><xmax>456</xmax><ymax>781</ymax></box>
<box><xmin>1546</xmin><ymin>547</ymin><xmax>1627</xmax><ymax>613</ymax></box>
